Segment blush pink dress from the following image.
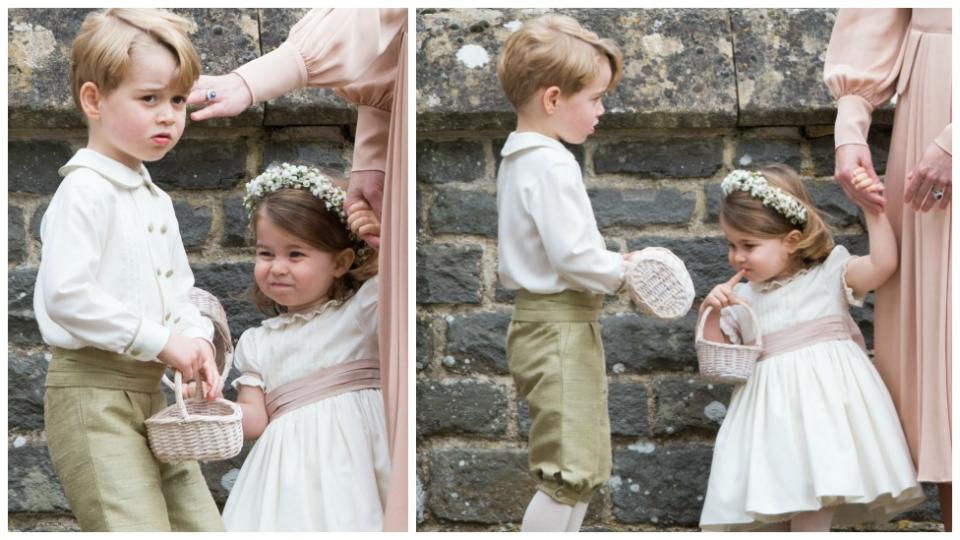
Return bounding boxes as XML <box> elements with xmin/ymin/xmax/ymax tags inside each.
<box><xmin>234</xmin><ymin>8</ymin><xmax>408</xmax><ymax>529</ymax></box>
<box><xmin>825</xmin><ymin>8</ymin><xmax>952</xmax><ymax>484</ymax></box>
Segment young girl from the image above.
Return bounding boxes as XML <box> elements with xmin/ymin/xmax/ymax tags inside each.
<box><xmin>698</xmin><ymin>164</ymin><xmax>925</xmax><ymax>531</ymax></box>
<box><xmin>221</xmin><ymin>163</ymin><xmax>388</xmax><ymax>531</ymax></box>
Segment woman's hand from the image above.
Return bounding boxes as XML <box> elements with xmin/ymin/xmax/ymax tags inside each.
<box><xmin>187</xmin><ymin>73</ymin><xmax>254</xmax><ymax>122</ymax></box>
<box><xmin>702</xmin><ymin>269</ymin><xmax>746</xmax><ymax>312</ymax></box>
<box><xmin>835</xmin><ymin>144</ymin><xmax>886</xmax><ymax>214</ymax></box>
<box><xmin>346</xmin><ymin>170</ymin><xmax>385</xmax><ymax>248</ymax></box>
<box><xmin>904</xmin><ymin>142</ymin><xmax>952</xmax><ymax>211</ymax></box>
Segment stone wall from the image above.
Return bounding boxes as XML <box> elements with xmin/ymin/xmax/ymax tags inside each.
<box><xmin>7</xmin><ymin>8</ymin><xmax>363</xmax><ymax>531</ymax></box>
<box><xmin>415</xmin><ymin>8</ymin><xmax>942</xmax><ymax>532</ymax></box>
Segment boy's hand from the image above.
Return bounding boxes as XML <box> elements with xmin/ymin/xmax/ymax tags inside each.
<box><xmin>157</xmin><ymin>334</ymin><xmax>206</xmax><ymax>380</ymax></box>
<box><xmin>195</xmin><ymin>341</ymin><xmax>221</xmax><ymax>402</ymax></box>
<box><xmin>703</xmin><ymin>269</ymin><xmax>746</xmax><ymax>312</ymax></box>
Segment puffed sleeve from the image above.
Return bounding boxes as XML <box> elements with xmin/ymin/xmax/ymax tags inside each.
<box><xmin>824</xmin><ymin>245</ymin><xmax>867</xmax><ymax>307</ymax></box>
<box><xmin>231</xmin><ymin>329</ymin><xmax>265</xmax><ymax>390</ymax></box>
<box><xmin>233</xmin><ymin>8</ymin><xmax>405</xmax><ymax>173</ymax></box>
<box><xmin>823</xmin><ymin>9</ymin><xmax>912</xmax><ymax>148</ymax></box>
<box><xmin>351</xmin><ymin>275</ymin><xmax>380</xmax><ymax>338</ymax></box>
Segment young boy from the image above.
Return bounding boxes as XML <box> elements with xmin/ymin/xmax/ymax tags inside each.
<box><xmin>33</xmin><ymin>9</ymin><xmax>223</xmax><ymax>531</ymax></box>
<box><xmin>496</xmin><ymin>15</ymin><xmax>629</xmax><ymax>533</ymax></box>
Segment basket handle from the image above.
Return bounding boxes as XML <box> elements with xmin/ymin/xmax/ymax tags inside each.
<box><xmin>167</xmin><ymin>370</ymin><xmax>190</xmax><ymax>420</ymax></box>
<box><xmin>696</xmin><ymin>298</ymin><xmax>763</xmax><ymax>347</ymax></box>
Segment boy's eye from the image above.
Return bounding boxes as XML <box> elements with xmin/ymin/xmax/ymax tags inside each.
<box><xmin>141</xmin><ymin>95</ymin><xmax>157</xmax><ymax>103</ymax></box>
<box><xmin>290</xmin><ymin>251</ymin><xmax>305</xmax><ymax>258</ymax></box>
<box><xmin>256</xmin><ymin>250</ymin><xmax>272</xmax><ymax>258</ymax></box>
<box><xmin>172</xmin><ymin>96</ymin><xmax>186</xmax><ymax>105</ymax></box>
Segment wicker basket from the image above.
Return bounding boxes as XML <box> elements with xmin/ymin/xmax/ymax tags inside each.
<box><xmin>625</xmin><ymin>247</ymin><xmax>695</xmax><ymax>321</ymax></box>
<box><xmin>145</xmin><ymin>287</ymin><xmax>243</xmax><ymax>463</ymax></box>
<box><xmin>695</xmin><ymin>300</ymin><xmax>762</xmax><ymax>384</ymax></box>
<box><xmin>146</xmin><ymin>371</ymin><xmax>243</xmax><ymax>463</ymax></box>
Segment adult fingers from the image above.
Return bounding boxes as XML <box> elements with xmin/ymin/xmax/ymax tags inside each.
<box><xmin>362</xmin><ymin>234</ymin><xmax>381</xmax><ymax>249</ymax></box>
<box><xmin>904</xmin><ymin>169</ymin><xmax>930</xmax><ymax>206</ymax></box>
<box><xmin>185</xmin><ymin>76</ymin><xmax>215</xmax><ymax>106</ymax></box>
<box><xmin>939</xmin><ymin>183</ymin><xmax>952</xmax><ymax>209</ymax></box>
<box><xmin>363</xmin><ymin>184</ymin><xmax>384</xmax><ymax>219</ymax></box>
<box><xmin>189</xmin><ymin>101</ymin><xmax>232</xmax><ymax>122</ymax></box>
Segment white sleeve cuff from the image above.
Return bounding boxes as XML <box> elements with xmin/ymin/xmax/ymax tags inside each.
<box><xmin>126</xmin><ymin>319</ymin><xmax>170</xmax><ymax>361</ymax></box>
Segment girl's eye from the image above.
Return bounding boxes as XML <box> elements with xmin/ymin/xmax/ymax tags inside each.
<box><xmin>172</xmin><ymin>95</ymin><xmax>187</xmax><ymax>105</ymax></box>
<box><xmin>257</xmin><ymin>250</ymin><xmax>272</xmax><ymax>258</ymax></box>
<box><xmin>141</xmin><ymin>95</ymin><xmax>157</xmax><ymax>103</ymax></box>
<box><xmin>290</xmin><ymin>251</ymin><xmax>305</xmax><ymax>258</ymax></box>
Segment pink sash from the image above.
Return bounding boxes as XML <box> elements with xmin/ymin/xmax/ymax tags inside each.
<box><xmin>758</xmin><ymin>314</ymin><xmax>867</xmax><ymax>361</ymax></box>
<box><xmin>265</xmin><ymin>358</ymin><xmax>381</xmax><ymax>422</ymax></box>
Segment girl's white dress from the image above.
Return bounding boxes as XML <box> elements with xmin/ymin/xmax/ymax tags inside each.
<box><xmin>222</xmin><ymin>277</ymin><xmax>390</xmax><ymax>531</ymax></box>
<box><xmin>699</xmin><ymin>246</ymin><xmax>924</xmax><ymax>531</ymax></box>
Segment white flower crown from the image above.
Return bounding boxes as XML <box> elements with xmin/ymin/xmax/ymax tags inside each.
<box><xmin>720</xmin><ymin>169</ymin><xmax>808</xmax><ymax>226</ymax></box>
<box><xmin>243</xmin><ymin>163</ymin><xmax>371</xmax><ymax>265</ymax></box>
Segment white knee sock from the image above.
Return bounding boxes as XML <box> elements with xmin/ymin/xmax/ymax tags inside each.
<box><xmin>521</xmin><ymin>491</ymin><xmax>574</xmax><ymax>532</ymax></box>
<box><xmin>564</xmin><ymin>501</ymin><xmax>590</xmax><ymax>531</ymax></box>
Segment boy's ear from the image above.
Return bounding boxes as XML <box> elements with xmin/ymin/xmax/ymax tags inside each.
<box><xmin>79</xmin><ymin>81</ymin><xmax>104</xmax><ymax>120</ymax></box>
<box><xmin>333</xmin><ymin>248</ymin><xmax>355</xmax><ymax>278</ymax></box>
<box><xmin>541</xmin><ymin>86</ymin><xmax>561</xmax><ymax>115</ymax></box>
<box><xmin>783</xmin><ymin>230</ymin><xmax>803</xmax><ymax>254</ymax></box>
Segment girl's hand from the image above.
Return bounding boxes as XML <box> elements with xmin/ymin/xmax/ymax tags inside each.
<box><xmin>702</xmin><ymin>269</ymin><xmax>746</xmax><ymax>312</ymax></box>
<box><xmin>346</xmin><ymin>171</ymin><xmax>385</xmax><ymax>248</ymax></box>
<box><xmin>850</xmin><ymin>166</ymin><xmax>886</xmax><ymax>214</ymax></box>
<box><xmin>345</xmin><ymin>200</ymin><xmax>381</xmax><ymax>245</ymax></box>
<box><xmin>835</xmin><ymin>145</ymin><xmax>886</xmax><ymax>214</ymax></box>
<box><xmin>187</xmin><ymin>73</ymin><xmax>254</xmax><ymax>122</ymax></box>
<box><xmin>904</xmin><ymin>142</ymin><xmax>952</xmax><ymax>211</ymax></box>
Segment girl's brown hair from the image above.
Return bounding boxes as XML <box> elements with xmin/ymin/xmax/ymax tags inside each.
<box><xmin>249</xmin><ymin>187</ymin><xmax>377</xmax><ymax>316</ymax></box>
<box><xmin>720</xmin><ymin>163</ymin><xmax>834</xmax><ymax>267</ymax></box>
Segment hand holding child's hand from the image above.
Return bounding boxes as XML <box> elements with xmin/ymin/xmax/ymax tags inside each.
<box><xmin>345</xmin><ymin>200</ymin><xmax>381</xmax><ymax>248</ymax></box>
<box><xmin>850</xmin><ymin>166</ymin><xmax>886</xmax><ymax>213</ymax></box>
<box><xmin>703</xmin><ymin>269</ymin><xmax>746</xmax><ymax>312</ymax></box>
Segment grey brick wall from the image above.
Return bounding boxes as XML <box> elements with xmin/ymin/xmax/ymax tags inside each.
<box><xmin>8</xmin><ymin>8</ymin><xmax>363</xmax><ymax>531</ymax></box>
<box><xmin>415</xmin><ymin>8</ymin><xmax>943</xmax><ymax>532</ymax></box>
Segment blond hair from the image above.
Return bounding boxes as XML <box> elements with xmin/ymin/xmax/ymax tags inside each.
<box><xmin>497</xmin><ymin>14</ymin><xmax>623</xmax><ymax>109</ymax></box>
<box><xmin>70</xmin><ymin>8</ymin><xmax>200</xmax><ymax>109</ymax></box>
<box><xmin>720</xmin><ymin>163</ymin><xmax>834</xmax><ymax>266</ymax></box>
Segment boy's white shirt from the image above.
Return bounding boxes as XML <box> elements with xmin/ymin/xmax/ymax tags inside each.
<box><xmin>497</xmin><ymin>131</ymin><xmax>625</xmax><ymax>295</ymax></box>
<box><xmin>33</xmin><ymin>148</ymin><xmax>213</xmax><ymax>362</ymax></box>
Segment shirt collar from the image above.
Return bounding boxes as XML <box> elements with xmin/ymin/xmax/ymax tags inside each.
<box><xmin>58</xmin><ymin>148</ymin><xmax>159</xmax><ymax>194</ymax></box>
<box><xmin>500</xmin><ymin>131</ymin><xmax>572</xmax><ymax>158</ymax></box>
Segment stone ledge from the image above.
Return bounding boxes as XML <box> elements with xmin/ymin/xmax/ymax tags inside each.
<box><xmin>8</xmin><ymin>8</ymin><xmax>353</xmax><ymax>129</ymax></box>
<box><xmin>417</xmin><ymin>8</ymin><xmax>737</xmax><ymax>131</ymax></box>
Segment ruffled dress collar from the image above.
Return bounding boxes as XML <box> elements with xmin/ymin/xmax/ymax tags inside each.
<box><xmin>261</xmin><ymin>298</ymin><xmax>344</xmax><ymax>330</ymax></box>
<box><xmin>751</xmin><ymin>266</ymin><xmax>812</xmax><ymax>293</ymax></box>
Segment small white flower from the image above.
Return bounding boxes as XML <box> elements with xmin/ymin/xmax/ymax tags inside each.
<box><xmin>243</xmin><ymin>163</ymin><xmax>370</xmax><ymax>265</ymax></box>
<box><xmin>720</xmin><ymin>169</ymin><xmax>807</xmax><ymax>225</ymax></box>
